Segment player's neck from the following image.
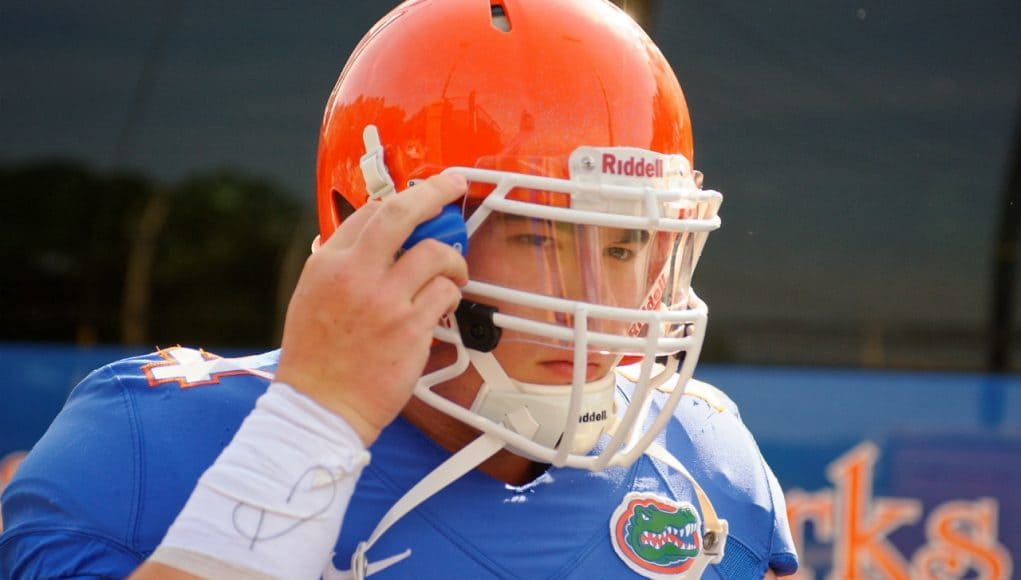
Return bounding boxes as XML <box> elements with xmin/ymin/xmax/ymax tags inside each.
<box><xmin>400</xmin><ymin>398</ymin><xmax>546</xmax><ymax>486</ymax></box>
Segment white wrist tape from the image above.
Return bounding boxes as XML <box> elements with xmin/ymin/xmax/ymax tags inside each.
<box><xmin>152</xmin><ymin>382</ymin><xmax>370</xmax><ymax>580</ymax></box>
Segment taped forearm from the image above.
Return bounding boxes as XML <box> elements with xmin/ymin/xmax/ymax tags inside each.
<box><xmin>150</xmin><ymin>382</ymin><xmax>370</xmax><ymax>580</ymax></box>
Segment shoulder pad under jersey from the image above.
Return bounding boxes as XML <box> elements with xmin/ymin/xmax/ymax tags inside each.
<box><xmin>614</xmin><ymin>362</ymin><xmax>740</xmax><ymax>417</ymax></box>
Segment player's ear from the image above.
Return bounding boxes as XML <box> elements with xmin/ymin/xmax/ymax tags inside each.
<box><xmin>311</xmin><ymin>234</ymin><xmax>322</xmax><ymax>253</ymax></box>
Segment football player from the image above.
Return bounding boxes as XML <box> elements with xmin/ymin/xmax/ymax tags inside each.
<box><xmin>0</xmin><ymin>0</ymin><xmax>798</xmax><ymax>578</ymax></box>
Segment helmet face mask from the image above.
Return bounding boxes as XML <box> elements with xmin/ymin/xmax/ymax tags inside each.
<box><xmin>455</xmin><ymin>149</ymin><xmax>719</xmax><ymax>355</ymax></box>
<box><xmin>316</xmin><ymin>0</ymin><xmax>723</xmax><ymax>469</ymax></box>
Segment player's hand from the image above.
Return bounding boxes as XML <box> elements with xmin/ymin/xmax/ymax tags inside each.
<box><xmin>274</xmin><ymin>173</ymin><xmax>469</xmax><ymax>446</ymax></box>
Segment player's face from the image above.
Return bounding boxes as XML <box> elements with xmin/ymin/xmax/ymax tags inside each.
<box><xmin>463</xmin><ymin>212</ymin><xmax>657</xmax><ymax>384</ymax></box>
<box><xmin>422</xmin><ymin>210</ymin><xmax>673</xmax><ymax>415</ymax></box>
<box><xmin>488</xmin><ymin>331</ymin><xmax>617</xmax><ymax>384</ymax></box>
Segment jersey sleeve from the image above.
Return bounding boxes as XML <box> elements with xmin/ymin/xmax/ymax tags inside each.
<box><xmin>0</xmin><ymin>363</ymin><xmax>145</xmax><ymax>578</ymax></box>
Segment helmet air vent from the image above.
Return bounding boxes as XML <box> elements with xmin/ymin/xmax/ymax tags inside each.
<box><xmin>490</xmin><ymin>2</ymin><xmax>511</xmax><ymax>32</ymax></box>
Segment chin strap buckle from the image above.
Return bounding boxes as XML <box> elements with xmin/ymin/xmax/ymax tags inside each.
<box><xmin>351</xmin><ymin>543</ymin><xmax>368</xmax><ymax>579</ymax></box>
<box><xmin>455</xmin><ymin>300</ymin><xmax>502</xmax><ymax>352</ymax></box>
<box><xmin>324</xmin><ymin>544</ymin><xmax>411</xmax><ymax>580</ymax></box>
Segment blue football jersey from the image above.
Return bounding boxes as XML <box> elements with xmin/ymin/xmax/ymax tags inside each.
<box><xmin>0</xmin><ymin>347</ymin><xmax>797</xmax><ymax>578</ymax></box>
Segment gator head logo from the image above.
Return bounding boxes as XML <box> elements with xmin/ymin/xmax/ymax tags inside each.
<box><xmin>610</xmin><ymin>492</ymin><xmax>702</xmax><ymax>577</ymax></box>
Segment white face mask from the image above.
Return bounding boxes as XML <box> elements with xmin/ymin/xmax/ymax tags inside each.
<box><xmin>413</xmin><ymin>145</ymin><xmax>721</xmax><ymax>470</ymax></box>
<box><xmin>333</xmin><ymin>137</ymin><xmax>728</xmax><ymax>579</ymax></box>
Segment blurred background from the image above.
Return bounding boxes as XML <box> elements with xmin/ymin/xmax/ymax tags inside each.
<box><xmin>2</xmin><ymin>1</ymin><xmax>1019</xmax><ymax>577</ymax></box>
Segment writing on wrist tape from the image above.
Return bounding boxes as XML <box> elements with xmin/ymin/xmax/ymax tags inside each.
<box><xmin>154</xmin><ymin>382</ymin><xmax>369</xmax><ymax>580</ymax></box>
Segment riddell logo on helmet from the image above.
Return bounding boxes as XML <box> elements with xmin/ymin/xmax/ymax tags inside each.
<box><xmin>579</xmin><ymin>410</ymin><xmax>608</xmax><ymax>423</ymax></box>
<box><xmin>602</xmin><ymin>154</ymin><xmax>664</xmax><ymax>178</ymax></box>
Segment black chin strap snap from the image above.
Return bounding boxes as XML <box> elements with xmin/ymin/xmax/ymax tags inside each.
<box><xmin>454</xmin><ymin>300</ymin><xmax>502</xmax><ymax>352</ymax></box>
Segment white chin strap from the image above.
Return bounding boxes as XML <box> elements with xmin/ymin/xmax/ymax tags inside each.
<box><xmin>327</xmin><ymin>355</ymin><xmax>728</xmax><ymax>579</ymax></box>
<box><xmin>467</xmin><ymin>350</ymin><xmax>615</xmax><ymax>457</ymax></box>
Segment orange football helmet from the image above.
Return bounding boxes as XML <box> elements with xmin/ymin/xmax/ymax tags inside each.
<box><xmin>315</xmin><ymin>0</ymin><xmax>722</xmax><ymax>470</ymax></box>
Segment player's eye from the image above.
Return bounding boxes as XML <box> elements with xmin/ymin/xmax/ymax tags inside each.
<box><xmin>605</xmin><ymin>246</ymin><xmax>635</xmax><ymax>261</ymax></box>
<box><xmin>511</xmin><ymin>233</ymin><xmax>556</xmax><ymax>248</ymax></box>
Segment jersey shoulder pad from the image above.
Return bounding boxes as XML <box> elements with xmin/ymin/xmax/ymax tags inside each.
<box><xmin>673</xmin><ymin>377</ymin><xmax>740</xmax><ymax>417</ymax></box>
<box><xmin>615</xmin><ymin>363</ymin><xmax>740</xmax><ymax>417</ymax></box>
<box><xmin>116</xmin><ymin>346</ymin><xmax>277</xmax><ymax>389</ymax></box>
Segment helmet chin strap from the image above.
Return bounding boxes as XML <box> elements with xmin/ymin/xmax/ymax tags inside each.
<box><xmin>328</xmin><ymin>349</ymin><xmax>617</xmax><ymax>579</ymax></box>
<box><xmin>328</xmin><ymin>351</ymin><xmax>728</xmax><ymax>580</ymax></box>
<box><xmin>466</xmin><ymin>350</ymin><xmax>616</xmax><ymax>458</ymax></box>
<box><xmin>328</xmin><ymin>430</ymin><xmax>507</xmax><ymax>580</ymax></box>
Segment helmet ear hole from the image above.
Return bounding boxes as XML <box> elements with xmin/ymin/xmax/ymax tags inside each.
<box><xmin>332</xmin><ymin>190</ymin><xmax>357</xmax><ymax>224</ymax></box>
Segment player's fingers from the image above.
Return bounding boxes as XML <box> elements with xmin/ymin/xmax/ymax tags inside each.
<box><xmin>389</xmin><ymin>239</ymin><xmax>469</xmax><ymax>293</ymax></box>
<box><xmin>319</xmin><ymin>200</ymin><xmax>382</xmax><ymax>251</ymax></box>
<box><xmin>410</xmin><ymin>275</ymin><xmax>462</xmax><ymax>328</ymax></box>
<box><xmin>357</xmin><ymin>173</ymin><xmax>467</xmax><ymax>259</ymax></box>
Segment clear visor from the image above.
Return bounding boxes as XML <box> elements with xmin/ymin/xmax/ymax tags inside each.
<box><xmin>457</xmin><ymin>152</ymin><xmax>719</xmax><ymax>356</ymax></box>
